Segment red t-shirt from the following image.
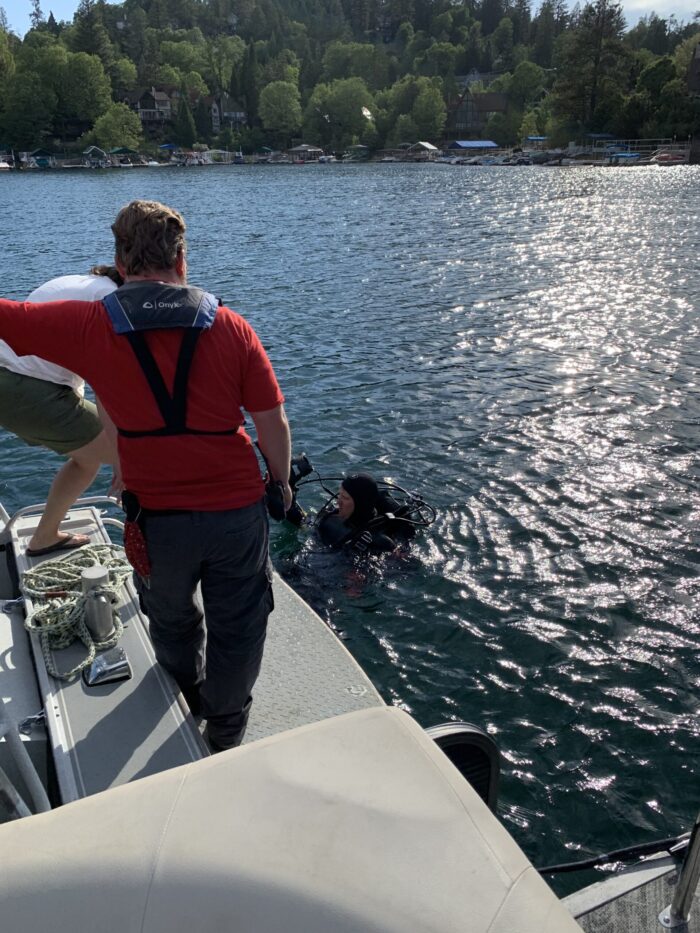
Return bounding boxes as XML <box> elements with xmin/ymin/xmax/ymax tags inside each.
<box><xmin>0</xmin><ymin>297</ymin><xmax>284</xmax><ymax>510</ymax></box>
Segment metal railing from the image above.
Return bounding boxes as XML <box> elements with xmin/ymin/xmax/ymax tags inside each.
<box><xmin>1</xmin><ymin>496</ymin><xmax>120</xmax><ymax>535</ymax></box>
<box><xmin>660</xmin><ymin>810</ymin><xmax>700</xmax><ymax>927</ymax></box>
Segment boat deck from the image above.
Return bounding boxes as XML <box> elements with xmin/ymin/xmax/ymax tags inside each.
<box><xmin>2</xmin><ymin>501</ymin><xmax>383</xmax><ymax>804</ymax></box>
<box><xmin>564</xmin><ymin>853</ymin><xmax>700</xmax><ymax>932</ymax></box>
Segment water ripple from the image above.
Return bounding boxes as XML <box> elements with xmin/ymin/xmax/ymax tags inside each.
<box><xmin>2</xmin><ymin>163</ymin><xmax>700</xmax><ymax>886</ymax></box>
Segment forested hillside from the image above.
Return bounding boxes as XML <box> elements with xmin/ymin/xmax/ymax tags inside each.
<box><xmin>0</xmin><ymin>0</ymin><xmax>698</xmax><ymax>153</ymax></box>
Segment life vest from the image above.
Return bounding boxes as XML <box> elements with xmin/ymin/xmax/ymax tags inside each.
<box><xmin>101</xmin><ymin>283</ymin><xmax>239</xmax><ymax>439</ymax></box>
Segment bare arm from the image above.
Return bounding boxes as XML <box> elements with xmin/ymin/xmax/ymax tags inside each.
<box><xmin>250</xmin><ymin>404</ymin><xmax>293</xmax><ymax>511</ymax></box>
<box><xmin>96</xmin><ymin>396</ymin><xmax>122</xmax><ymax>497</ymax></box>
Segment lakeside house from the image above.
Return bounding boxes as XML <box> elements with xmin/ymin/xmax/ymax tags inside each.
<box><xmin>129</xmin><ymin>86</ymin><xmax>247</xmax><ymax>138</ymax></box>
<box><xmin>447</xmin><ymin>78</ymin><xmax>508</xmax><ymax>138</ymax></box>
<box><xmin>132</xmin><ymin>87</ymin><xmax>172</xmax><ymax>124</ymax></box>
<box><xmin>210</xmin><ymin>93</ymin><xmax>247</xmax><ymax>134</ymax></box>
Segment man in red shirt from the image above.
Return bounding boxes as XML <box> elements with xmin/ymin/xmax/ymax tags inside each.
<box><xmin>0</xmin><ymin>199</ymin><xmax>293</xmax><ymax>751</ymax></box>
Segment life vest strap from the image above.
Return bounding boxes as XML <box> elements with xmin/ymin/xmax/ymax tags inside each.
<box><xmin>118</xmin><ymin>329</ymin><xmax>239</xmax><ymax>439</ymax></box>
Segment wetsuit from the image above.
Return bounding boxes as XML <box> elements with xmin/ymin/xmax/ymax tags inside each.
<box><xmin>317</xmin><ymin>509</ymin><xmax>396</xmax><ymax>554</ymax></box>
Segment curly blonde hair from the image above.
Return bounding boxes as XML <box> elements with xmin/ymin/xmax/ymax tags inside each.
<box><xmin>111</xmin><ymin>200</ymin><xmax>186</xmax><ymax>276</ymax></box>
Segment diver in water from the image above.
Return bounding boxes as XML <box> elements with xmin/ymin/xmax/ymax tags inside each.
<box><xmin>316</xmin><ymin>473</ymin><xmax>396</xmax><ymax>554</ymax></box>
<box><xmin>263</xmin><ymin>452</ymin><xmax>435</xmax><ymax>555</ymax></box>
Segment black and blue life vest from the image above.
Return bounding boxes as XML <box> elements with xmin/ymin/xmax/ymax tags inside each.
<box><xmin>102</xmin><ymin>282</ymin><xmax>239</xmax><ymax>439</ymax></box>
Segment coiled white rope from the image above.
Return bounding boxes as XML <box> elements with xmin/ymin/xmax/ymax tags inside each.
<box><xmin>21</xmin><ymin>544</ymin><xmax>132</xmax><ymax>681</ymax></box>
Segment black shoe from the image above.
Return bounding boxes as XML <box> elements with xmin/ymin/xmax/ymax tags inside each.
<box><xmin>204</xmin><ymin>727</ymin><xmax>228</xmax><ymax>754</ymax></box>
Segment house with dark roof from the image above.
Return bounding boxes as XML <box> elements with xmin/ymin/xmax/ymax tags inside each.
<box><xmin>131</xmin><ymin>88</ymin><xmax>174</xmax><ymax>124</ymax></box>
<box><xmin>447</xmin><ymin>88</ymin><xmax>508</xmax><ymax>136</ymax></box>
<box><xmin>211</xmin><ymin>93</ymin><xmax>247</xmax><ymax>134</ymax></box>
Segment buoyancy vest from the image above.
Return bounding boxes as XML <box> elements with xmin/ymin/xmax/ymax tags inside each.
<box><xmin>317</xmin><ymin>510</ymin><xmax>396</xmax><ymax>554</ymax></box>
<box><xmin>102</xmin><ymin>282</ymin><xmax>239</xmax><ymax>439</ymax></box>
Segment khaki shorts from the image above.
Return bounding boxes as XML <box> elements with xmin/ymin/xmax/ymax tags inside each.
<box><xmin>0</xmin><ymin>368</ymin><xmax>103</xmax><ymax>455</ymax></box>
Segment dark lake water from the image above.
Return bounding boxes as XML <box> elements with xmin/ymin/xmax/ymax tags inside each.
<box><xmin>2</xmin><ymin>163</ymin><xmax>699</xmax><ymax>890</ymax></box>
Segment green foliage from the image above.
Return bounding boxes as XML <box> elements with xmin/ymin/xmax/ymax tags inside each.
<box><xmin>491</xmin><ymin>17</ymin><xmax>514</xmax><ymax>70</ymax></box>
<box><xmin>416</xmin><ymin>41</ymin><xmax>458</xmax><ymax>79</ymax></box>
<box><xmin>241</xmin><ymin>41</ymin><xmax>259</xmax><ymax>126</ymax></box>
<box><xmin>509</xmin><ymin>60</ymin><xmax>545</xmax><ymax>107</ymax></box>
<box><xmin>216</xmin><ymin>126</ymin><xmax>239</xmax><ymax>152</ymax></box>
<box><xmin>71</xmin><ymin>0</ymin><xmax>113</xmax><ymax>68</ymax></box>
<box><xmin>304</xmin><ymin>76</ymin><xmax>374</xmax><ymax>148</ymax></box>
<box><xmin>183</xmin><ymin>70</ymin><xmax>209</xmax><ymax>96</ymax></box>
<box><xmin>0</xmin><ymin>72</ymin><xmax>56</xmax><ymax>148</ymax></box>
<box><xmin>0</xmin><ymin>0</ymin><xmax>696</xmax><ymax>152</ymax></box>
<box><xmin>174</xmin><ymin>93</ymin><xmax>197</xmax><ymax>146</ymax></box>
<box><xmin>61</xmin><ymin>52</ymin><xmax>111</xmax><ymax>123</ymax></box>
<box><xmin>92</xmin><ymin>101</ymin><xmax>143</xmax><ymax>148</ymax></box>
<box><xmin>261</xmin><ymin>49</ymin><xmax>300</xmax><ymax>86</ymax></box>
<box><xmin>194</xmin><ymin>96</ymin><xmax>211</xmax><ymax>139</ymax></box>
<box><xmin>550</xmin><ymin>0</ymin><xmax>628</xmax><ymax>128</ymax></box>
<box><xmin>160</xmin><ymin>38</ymin><xmax>206</xmax><ymax>75</ymax></box>
<box><xmin>30</xmin><ymin>0</ymin><xmax>45</xmax><ymax>31</ymax></box>
<box><xmin>0</xmin><ymin>23</ymin><xmax>15</xmax><ymax>91</ymax></box>
<box><xmin>625</xmin><ymin>14</ymin><xmax>670</xmax><ymax>56</ymax></box>
<box><xmin>389</xmin><ymin>112</ymin><xmax>418</xmax><ymax>145</ymax></box>
<box><xmin>673</xmin><ymin>33</ymin><xmax>700</xmax><ymax>79</ymax></box>
<box><xmin>637</xmin><ymin>57</ymin><xmax>675</xmax><ymax>98</ymax></box>
<box><xmin>518</xmin><ymin>108</ymin><xmax>540</xmax><ymax>140</ymax></box>
<box><xmin>483</xmin><ymin>107</ymin><xmax>522</xmax><ymax>145</ymax></box>
<box><xmin>322</xmin><ymin>41</ymin><xmax>392</xmax><ymax>90</ymax></box>
<box><xmin>110</xmin><ymin>57</ymin><xmax>138</xmax><ymax>96</ymax></box>
<box><xmin>205</xmin><ymin>35</ymin><xmax>245</xmax><ymax>94</ymax></box>
<box><xmin>411</xmin><ymin>82</ymin><xmax>446</xmax><ymax>138</ymax></box>
<box><xmin>156</xmin><ymin>64</ymin><xmax>181</xmax><ymax>86</ymax></box>
<box><xmin>259</xmin><ymin>80</ymin><xmax>302</xmax><ymax>144</ymax></box>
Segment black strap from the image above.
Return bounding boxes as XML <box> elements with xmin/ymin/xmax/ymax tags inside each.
<box><xmin>119</xmin><ymin>330</ymin><xmax>239</xmax><ymax>438</ymax></box>
<box><xmin>170</xmin><ymin>329</ymin><xmax>200</xmax><ymax>431</ymax></box>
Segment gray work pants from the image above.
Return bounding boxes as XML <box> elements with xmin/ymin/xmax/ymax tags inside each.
<box><xmin>135</xmin><ymin>500</ymin><xmax>272</xmax><ymax>749</ymax></box>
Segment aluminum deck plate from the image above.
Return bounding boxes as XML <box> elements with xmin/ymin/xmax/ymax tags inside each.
<box><xmin>8</xmin><ymin>503</ymin><xmax>382</xmax><ymax>803</ymax></box>
<box><xmin>565</xmin><ymin>855</ymin><xmax>700</xmax><ymax>933</ymax></box>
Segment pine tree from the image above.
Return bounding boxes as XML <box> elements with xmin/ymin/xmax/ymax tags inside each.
<box><xmin>229</xmin><ymin>62</ymin><xmax>240</xmax><ymax>101</ymax></box>
<box><xmin>72</xmin><ymin>0</ymin><xmax>113</xmax><ymax>68</ymax></box>
<box><xmin>511</xmin><ymin>0</ymin><xmax>531</xmax><ymax>46</ymax></box>
<box><xmin>174</xmin><ymin>93</ymin><xmax>197</xmax><ymax>146</ymax></box>
<box><xmin>195</xmin><ymin>96</ymin><xmax>211</xmax><ymax>139</ymax></box>
<box><xmin>480</xmin><ymin>0</ymin><xmax>504</xmax><ymax>36</ymax></box>
<box><xmin>551</xmin><ymin>0</ymin><xmax>627</xmax><ymax>127</ymax></box>
<box><xmin>532</xmin><ymin>0</ymin><xmax>555</xmax><ymax>67</ymax></box>
<box><xmin>241</xmin><ymin>41</ymin><xmax>259</xmax><ymax>126</ymax></box>
<box><xmin>29</xmin><ymin>0</ymin><xmax>45</xmax><ymax>29</ymax></box>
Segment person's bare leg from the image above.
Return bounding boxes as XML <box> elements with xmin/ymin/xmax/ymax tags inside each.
<box><xmin>28</xmin><ymin>430</ymin><xmax>116</xmax><ymax>551</ymax></box>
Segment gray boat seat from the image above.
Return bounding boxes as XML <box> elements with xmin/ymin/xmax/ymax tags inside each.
<box><xmin>0</xmin><ymin>706</ymin><xmax>582</xmax><ymax>933</ymax></box>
